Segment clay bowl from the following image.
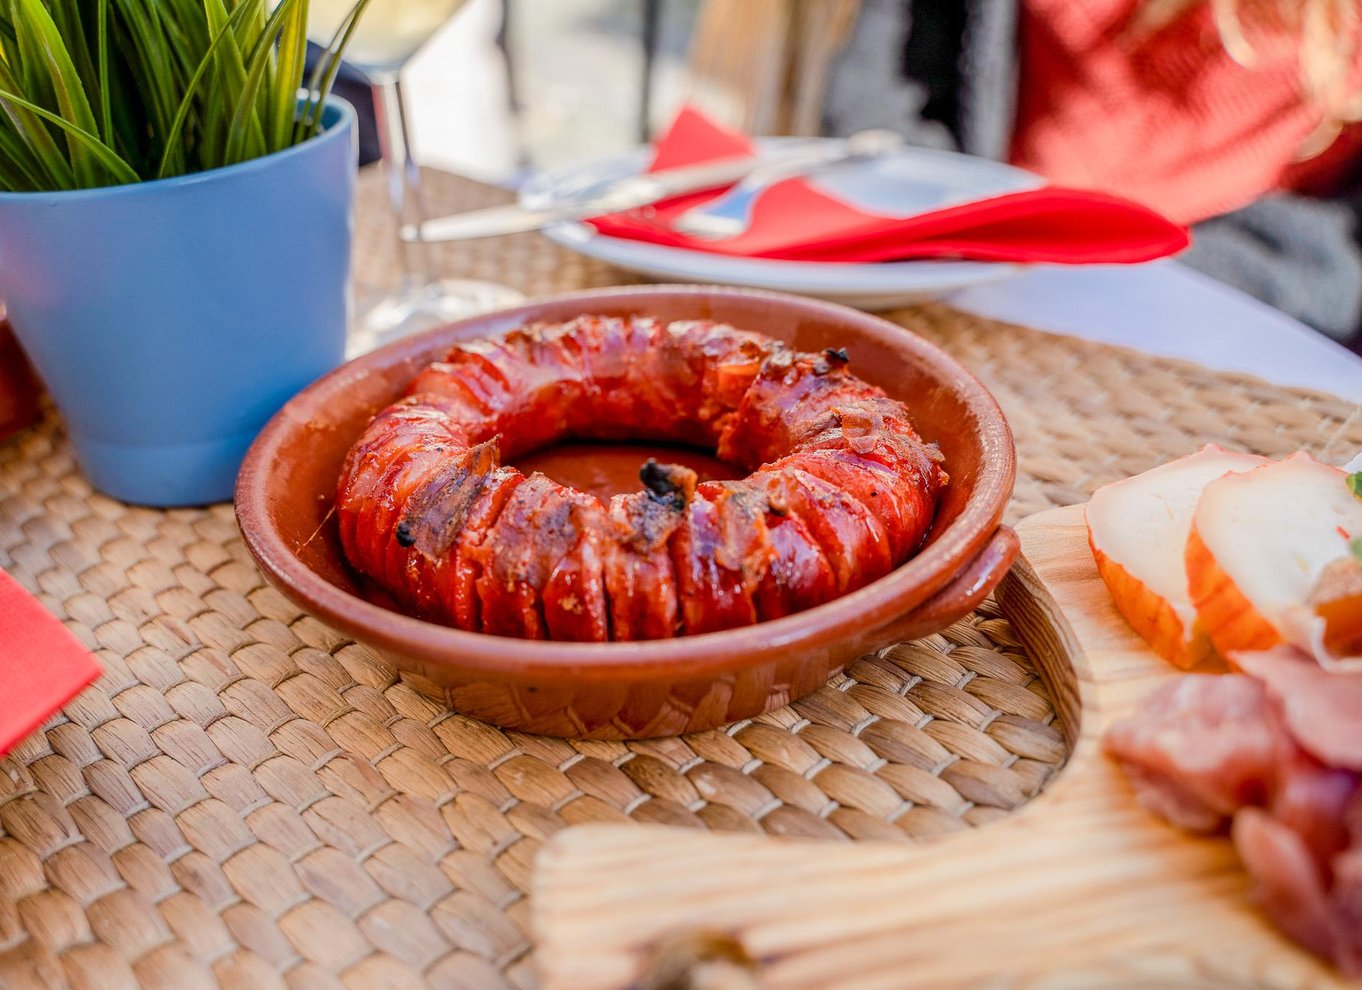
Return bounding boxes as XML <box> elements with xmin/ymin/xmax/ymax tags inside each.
<box><xmin>236</xmin><ymin>286</ymin><xmax>1017</xmax><ymax>739</ymax></box>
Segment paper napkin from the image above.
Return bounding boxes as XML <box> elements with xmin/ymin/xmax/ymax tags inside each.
<box><xmin>0</xmin><ymin>567</ymin><xmax>101</xmax><ymax>756</ymax></box>
<box><xmin>589</xmin><ymin>107</ymin><xmax>1190</xmax><ymax>265</ymax></box>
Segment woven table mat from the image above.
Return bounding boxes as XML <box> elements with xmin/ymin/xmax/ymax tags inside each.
<box><xmin>0</xmin><ymin>170</ymin><xmax>1356</xmax><ymax>990</ymax></box>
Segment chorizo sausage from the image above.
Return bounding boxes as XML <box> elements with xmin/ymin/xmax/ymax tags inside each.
<box><xmin>336</xmin><ymin>316</ymin><xmax>947</xmax><ymax>641</ymax></box>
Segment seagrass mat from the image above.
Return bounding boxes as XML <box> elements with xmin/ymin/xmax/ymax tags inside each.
<box><xmin>0</xmin><ymin>169</ymin><xmax>1357</xmax><ymax>990</ymax></box>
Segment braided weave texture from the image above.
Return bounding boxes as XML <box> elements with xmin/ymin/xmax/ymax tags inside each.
<box><xmin>0</xmin><ymin>169</ymin><xmax>1358</xmax><ymax>990</ymax></box>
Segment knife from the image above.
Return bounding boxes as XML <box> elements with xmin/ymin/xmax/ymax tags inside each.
<box><xmin>403</xmin><ymin>132</ymin><xmax>898</xmax><ymax>243</ymax></box>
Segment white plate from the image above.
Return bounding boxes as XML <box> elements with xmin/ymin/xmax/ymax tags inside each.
<box><xmin>520</xmin><ymin>139</ymin><xmax>1045</xmax><ymax>310</ymax></box>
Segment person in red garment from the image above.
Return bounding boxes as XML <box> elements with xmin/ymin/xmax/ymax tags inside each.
<box><xmin>824</xmin><ymin>0</ymin><xmax>1362</xmax><ymax>352</ymax></box>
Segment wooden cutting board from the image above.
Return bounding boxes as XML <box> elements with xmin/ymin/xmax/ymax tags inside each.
<box><xmin>531</xmin><ymin>504</ymin><xmax>1352</xmax><ymax>990</ymax></box>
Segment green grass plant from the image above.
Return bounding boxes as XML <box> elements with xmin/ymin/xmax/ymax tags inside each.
<box><xmin>0</xmin><ymin>0</ymin><xmax>371</xmax><ymax>191</ymax></box>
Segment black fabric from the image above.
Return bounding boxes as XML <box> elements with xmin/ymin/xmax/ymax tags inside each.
<box><xmin>902</xmin><ymin>2</ymin><xmax>967</xmax><ymax>134</ymax></box>
<box><xmin>1185</xmin><ymin>194</ymin><xmax>1362</xmax><ymax>346</ymax></box>
<box><xmin>957</xmin><ymin>0</ymin><xmax>1021</xmax><ymax>161</ymax></box>
<box><xmin>823</xmin><ymin>0</ymin><xmax>1362</xmax><ymax>348</ymax></box>
<box><xmin>307</xmin><ymin>46</ymin><xmax>382</xmax><ymax>166</ymax></box>
<box><xmin>823</xmin><ymin>0</ymin><xmax>958</xmax><ymax>149</ymax></box>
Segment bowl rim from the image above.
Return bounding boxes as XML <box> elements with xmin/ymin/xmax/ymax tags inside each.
<box><xmin>235</xmin><ymin>284</ymin><xmax>1015</xmax><ymax>682</ymax></box>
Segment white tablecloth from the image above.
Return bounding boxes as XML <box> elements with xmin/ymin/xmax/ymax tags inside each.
<box><xmin>953</xmin><ymin>260</ymin><xmax>1362</xmax><ymax>402</ymax></box>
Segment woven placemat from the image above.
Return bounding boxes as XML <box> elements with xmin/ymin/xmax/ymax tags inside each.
<box><xmin>0</xmin><ymin>170</ymin><xmax>1357</xmax><ymax>990</ymax></box>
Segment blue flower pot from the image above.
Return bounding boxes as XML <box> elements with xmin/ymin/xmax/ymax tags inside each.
<box><xmin>0</xmin><ymin>100</ymin><xmax>356</xmax><ymax>507</ymax></box>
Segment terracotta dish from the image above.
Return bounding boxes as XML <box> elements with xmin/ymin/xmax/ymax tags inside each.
<box><xmin>335</xmin><ymin>316</ymin><xmax>949</xmax><ymax>642</ymax></box>
<box><xmin>236</xmin><ymin>286</ymin><xmax>1017</xmax><ymax>738</ymax></box>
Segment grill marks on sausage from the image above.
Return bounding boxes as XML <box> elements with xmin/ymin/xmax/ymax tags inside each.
<box><xmin>446</xmin><ymin>468</ymin><xmax>523</xmax><ymax>633</ymax></box>
<box><xmin>717</xmin><ymin>349</ymin><xmax>886</xmax><ymax>467</ymax></box>
<box><xmin>397</xmin><ymin>437</ymin><xmax>500</xmax><ymax>557</ymax></box>
<box><xmin>671</xmin><ymin>483</ymin><xmax>774</xmax><ymax>634</ymax></box>
<box><xmin>473</xmin><ymin>475</ymin><xmax>554</xmax><ymax>638</ymax></box>
<box><xmin>639</xmin><ymin>459</ymin><xmax>698</xmax><ymax>512</ymax></box>
<box><xmin>604</xmin><ymin>489</ymin><xmax>685</xmax><ymax>640</ymax></box>
<box><xmin>756</xmin><ymin>510</ymin><xmax>838</xmax><ymax>622</ymax></box>
<box><xmin>337</xmin><ymin>315</ymin><xmax>946</xmax><ymax>641</ymax></box>
<box><xmin>749</xmin><ymin>465</ymin><xmax>893</xmax><ymax>594</ymax></box>
<box><xmin>538</xmin><ymin>484</ymin><xmax>611</xmax><ymax>642</ymax></box>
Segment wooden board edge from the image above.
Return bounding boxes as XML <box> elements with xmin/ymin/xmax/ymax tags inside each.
<box><xmin>530</xmin><ymin>504</ymin><xmax>1350</xmax><ymax>990</ymax></box>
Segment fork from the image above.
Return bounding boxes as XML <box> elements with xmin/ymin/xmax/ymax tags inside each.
<box><xmin>669</xmin><ymin>129</ymin><xmax>903</xmax><ymax>240</ymax></box>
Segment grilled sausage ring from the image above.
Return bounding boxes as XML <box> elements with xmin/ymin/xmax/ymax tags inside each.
<box><xmin>337</xmin><ymin>315</ymin><xmax>947</xmax><ymax>641</ymax></box>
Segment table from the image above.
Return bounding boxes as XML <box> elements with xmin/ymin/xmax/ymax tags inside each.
<box><xmin>956</xmin><ymin>260</ymin><xmax>1362</xmax><ymax>401</ymax></box>
<box><xmin>1</xmin><ymin>171</ymin><xmax>1360</xmax><ymax>990</ymax></box>
<box><xmin>398</xmin><ymin>165</ymin><xmax>1362</xmax><ymax>403</ymax></box>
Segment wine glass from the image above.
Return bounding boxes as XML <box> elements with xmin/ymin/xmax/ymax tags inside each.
<box><xmin>309</xmin><ymin>0</ymin><xmax>525</xmax><ymax>355</ymax></box>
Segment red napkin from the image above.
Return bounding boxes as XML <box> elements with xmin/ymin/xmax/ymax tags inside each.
<box><xmin>0</xmin><ymin>567</ymin><xmax>101</xmax><ymax>756</ymax></box>
<box><xmin>589</xmin><ymin>107</ymin><xmax>1190</xmax><ymax>264</ymax></box>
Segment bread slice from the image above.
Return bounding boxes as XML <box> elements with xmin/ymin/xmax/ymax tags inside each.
<box><xmin>1187</xmin><ymin>452</ymin><xmax>1362</xmax><ymax>669</ymax></box>
<box><xmin>1086</xmin><ymin>445</ymin><xmax>1266</xmax><ymax>667</ymax></box>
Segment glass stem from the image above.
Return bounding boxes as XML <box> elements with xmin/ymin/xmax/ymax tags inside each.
<box><xmin>372</xmin><ymin>73</ymin><xmax>435</xmax><ymax>290</ymax></box>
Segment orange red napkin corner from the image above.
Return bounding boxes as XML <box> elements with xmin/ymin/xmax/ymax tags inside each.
<box><xmin>0</xmin><ymin>567</ymin><xmax>101</xmax><ymax>757</ymax></box>
<box><xmin>589</xmin><ymin>106</ymin><xmax>1190</xmax><ymax>265</ymax></box>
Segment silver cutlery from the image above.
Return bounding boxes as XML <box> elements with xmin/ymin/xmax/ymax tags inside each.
<box><xmin>669</xmin><ymin>129</ymin><xmax>902</xmax><ymax>240</ymax></box>
<box><xmin>403</xmin><ymin>130</ymin><xmax>903</xmax><ymax>243</ymax></box>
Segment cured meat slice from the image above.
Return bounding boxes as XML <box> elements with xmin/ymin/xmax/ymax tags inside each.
<box><xmin>820</xmin><ymin>396</ymin><xmax>942</xmax><ymax>471</ymax></box>
<box><xmin>1232</xmin><ymin>647</ymin><xmax>1362</xmax><ymax>771</ymax></box>
<box><xmin>1308</xmin><ymin>556</ymin><xmax>1362</xmax><ymax>659</ymax></box>
<box><xmin>477</xmin><ymin>474</ymin><xmax>609</xmax><ymax>642</ymax></box>
<box><xmin>495</xmin><ymin>323</ymin><xmax>595</xmax><ymax>455</ymax></box>
<box><xmin>343</xmin><ymin>415</ymin><xmax>454</xmax><ymax>596</ymax></box>
<box><xmin>564</xmin><ymin>315</ymin><xmax>658</xmax><ymax>439</ymax></box>
<box><xmin>1333</xmin><ymin>843</ymin><xmax>1362</xmax><ymax>975</ymax></box>
<box><xmin>409</xmin><ymin>336</ymin><xmax>521</xmax><ymax>416</ymax></box>
<box><xmin>1108</xmin><ymin>649</ymin><xmax>1362</xmax><ymax>977</ymax></box>
<box><xmin>679</xmin><ymin>321</ymin><xmax>770</xmax><ymax>435</ymax></box>
<box><xmin>1269</xmin><ymin>754</ymin><xmax>1358</xmax><ymax>868</ymax></box>
<box><xmin>379</xmin><ymin>437</ymin><xmax>500</xmax><ymax>622</ymax></box>
<box><xmin>1103</xmin><ymin>674</ymin><xmax>1288</xmax><ymax>831</ymax></box>
<box><xmin>633</xmin><ymin>319</ymin><xmax>771</xmax><ymax>445</ymax></box>
<box><xmin>339</xmin><ymin>401</ymin><xmax>519</xmax><ymax>631</ymax></box>
<box><xmin>337</xmin><ymin>396</ymin><xmax>471</xmax><ymax>548</ymax></box>
<box><xmin>1233</xmin><ymin>809</ymin><xmax>1342</xmax><ymax>964</ymax></box>
<box><xmin>471</xmin><ymin>474</ymin><xmax>607</xmax><ymax>639</ymax></box>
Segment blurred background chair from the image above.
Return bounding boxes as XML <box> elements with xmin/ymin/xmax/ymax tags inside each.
<box><xmin>331</xmin><ymin>0</ymin><xmax>863</xmax><ymax>184</ymax></box>
<box><xmin>680</xmin><ymin>0</ymin><xmax>860</xmax><ymax>136</ymax></box>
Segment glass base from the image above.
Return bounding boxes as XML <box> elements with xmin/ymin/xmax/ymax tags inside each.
<box><xmin>348</xmin><ymin>279</ymin><xmax>526</xmax><ymax>357</ymax></box>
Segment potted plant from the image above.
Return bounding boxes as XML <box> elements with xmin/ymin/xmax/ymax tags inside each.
<box><xmin>0</xmin><ymin>0</ymin><xmax>370</xmax><ymax>506</ymax></box>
